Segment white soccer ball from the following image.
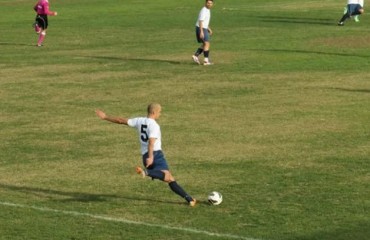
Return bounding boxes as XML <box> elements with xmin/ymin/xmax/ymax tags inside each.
<box><xmin>208</xmin><ymin>191</ymin><xmax>223</xmax><ymax>205</ymax></box>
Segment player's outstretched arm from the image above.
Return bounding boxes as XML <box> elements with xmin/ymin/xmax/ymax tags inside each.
<box><xmin>95</xmin><ymin>109</ymin><xmax>128</xmax><ymax>125</ymax></box>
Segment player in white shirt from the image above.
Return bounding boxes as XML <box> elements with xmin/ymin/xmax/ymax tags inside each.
<box><xmin>95</xmin><ymin>103</ymin><xmax>196</xmax><ymax>207</ymax></box>
<box><xmin>338</xmin><ymin>0</ymin><xmax>364</xmax><ymax>26</ymax></box>
<box><xmin>192</xmin><ymin>0</ymin><xmax>214</xmax><ymax>65</ymax></box>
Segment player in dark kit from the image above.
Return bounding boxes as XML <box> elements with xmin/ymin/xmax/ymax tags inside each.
<box><xmin>338</xmin><ymin>0</ymin><xmax>364</xmax><ymax>26</ymax></box>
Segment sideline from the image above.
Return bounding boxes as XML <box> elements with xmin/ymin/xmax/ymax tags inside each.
<box><xmin>0</xmin><ymin>201</ymin><xmax>260</xmax><ymax>240</ymax></box>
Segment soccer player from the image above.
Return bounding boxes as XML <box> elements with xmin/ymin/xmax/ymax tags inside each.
<box><xmin>343</xmin><ymin>5</ymin><xmax>361</xmax><ymax>22</ymax></box>
<box><xmin>33</xmin><ymin>0</ymin><xmax>57</xmax><ymax>47</ymax></box>
<box><xmin>192</xmin><ymin>0</ymin><xmax>214</xmax><ymax>65</ymax></box>
<box><xmin>95</xmin><ymin>103</ymin><xmax>197</xmax><ymax>207</ymax></box>
<box><xmin>338</xmin><ymin>0</ymin><xmax>364</xmax><ymax>26</ymax></box>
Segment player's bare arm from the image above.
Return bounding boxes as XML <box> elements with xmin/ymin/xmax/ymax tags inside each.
<box><xmin>146</xmin><ymin>138</ymin><xmax>156</xmax><ymax>167</ymax></box>
<box><xmin>95</xmin><ymin>109</ymin><xmax>128</xmax><ymax>124</ymax></box>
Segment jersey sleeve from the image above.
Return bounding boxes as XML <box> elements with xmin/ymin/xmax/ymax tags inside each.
<box><xmin>127</xmin><ymin>118</ymin><xmax>137</xmax><ymax>128</ymax></box>
<box><xmin>199</xmin><ymin>8</ymin><xmax>207</xmax><ymax>21</ymax></box>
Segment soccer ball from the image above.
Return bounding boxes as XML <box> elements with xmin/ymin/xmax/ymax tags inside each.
<box><xmin>208</xmin><ymin>191</ymin><xmax>223</xmax><ymax>205</ymax></box>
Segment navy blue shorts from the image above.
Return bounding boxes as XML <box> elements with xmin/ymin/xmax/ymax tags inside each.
<box><xmin>35</xmin><ymin>14</ymin><xmax>48</xmax><ymax>29</ymax></box>
<box><xmin>347</xmin><ymin>4</ymin><xmax>363</xmax><ymax>16</ymax></box>
<box><xmin>142</xmin><ymin>150</ymin><xmax>169</xmax><ymax>171</ymax></box>
<box><xmin>196</xmin><ymin>27</ymin><xmax>210</xmax><ymax>43</ymax></box>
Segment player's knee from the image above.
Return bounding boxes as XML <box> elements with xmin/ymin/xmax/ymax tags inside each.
<box><xmin>359</xmin><ymin>9</ymin><xmax>364</xmax><ymax>14</ymax></box>
<box><xmin>164</xmin><ymin>171</ymin><xmax>175</xmax><ymax>182</ymax></box>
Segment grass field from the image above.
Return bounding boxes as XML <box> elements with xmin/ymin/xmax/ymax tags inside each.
<box><xmin>1</xmin><ymin>0</ymin><xmax>370</xmax><ymax>239</ymax></box>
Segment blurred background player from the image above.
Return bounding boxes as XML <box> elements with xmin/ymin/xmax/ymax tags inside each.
<box><xmin>192</xmin><ymin>0</ymin><xmax>214</xmax><ymax>65</ymax></box>
<box><xmin>338</xmin><ymin>0</ymin><xmax>364</xmax><ymax>26</ymax></box>
<box><xmin>344</xmin><ymin>5</ymin><xmax>360</xmax><ymax>22</ymax></box>
<box><xmin>33</xmin><ymin>0</ymin><xmax>57</xmax><ymax>46</ymax></box>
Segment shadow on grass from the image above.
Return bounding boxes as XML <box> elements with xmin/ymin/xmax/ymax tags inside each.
<box><xmin>0</xmin><ymin>183</ymin><xmax>119</xmax><ymax>202</ymax></box>
<box><xmin>257</xmin><ymin>15</ymin><xmax>335</xmax><ymax>26</ymax></box>
<box><xmin>80</xmin><ymin>55</ymin><xmax>184</xmax><ymax>65</ymax></box>
<box><xmin>247</xmin><ymin>48</ymin><xmax>369</xmax><ymax>58</ymax></box>
<box><xmin>330</xmin><ymin>87</ymin><xmax>370</xmax><ymax>94</ymax></box>
<box><xmin>0</xmin><ymin>183</ymin><xmax>204</xmax><ymax>206</ymax></box>
<box><xmin>0</xmin><ymin>42</ymin><xmax>35</xmax><ymax>47</ymax></box>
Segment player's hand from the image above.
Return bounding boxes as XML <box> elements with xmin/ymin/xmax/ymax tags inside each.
<box><xmin>208</xmin><ymin>29</ymin><xmax>213</xmax><ymax>36</ymax></box>
<box><xmin>54</xmin><ymin>12</ymin><xmax>58</xmax><ymax>16</ymax></box>
<box><xmin>146</xmin><ymin>157</ymin><xmax>153</xmax><ymax>168</ymax></box>
<box><xmin>95</xmin><ymin>109</ymin><xmax>106</xmax><ymax>120</ymax></box>
<box><xmin>200</xmin><ymin>32</ymin><xmax>204</xmax><ymax>40</ymax></box>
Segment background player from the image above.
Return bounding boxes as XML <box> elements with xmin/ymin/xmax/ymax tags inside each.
<box><xmin>192</xmin><ymin>0</ymin><xmax>214</xmax><ymax>65</ymax></box>
<box><xmin>33</xmin><ymin>0</ymin><xmax>57</xmax><ymax>46</ymax></box>
<box><xmin>338</xmin><ymin>0</ymin><xmax>364</xmax><ymax>26</ymax></box>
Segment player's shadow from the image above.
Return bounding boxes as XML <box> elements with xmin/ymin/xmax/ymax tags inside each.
<box><xmin>0</xmin><ymin>183</ymin><xmax>194</xmax><ymax>206</ymax></box>
<box><xmin>329</xmin><ymin>87</ymin><xmax>370</xmax><ymax>94</ymax></box>
<box><xmin>82</xmin><ymin>55</ymin><xmax>182</xmax><ymax>65</ymax></box>
<box><xmin>257</xmin><ymin>16</ymin><xmax>334</xmax><ymax>26</ymax></box>
<box><xmin>0</xmin><ymin>183</ymin><xmax>119</xmax><ymax>202</ymax></box>
<box><xmin>247</xmin><ymin>48</ymin><xmax>369</xmax><ymax>58</ymax></box>
<box><xmin>0</xmin><ymin>42</ymin><xmax>36</xmax><ymax>47</ymax></box>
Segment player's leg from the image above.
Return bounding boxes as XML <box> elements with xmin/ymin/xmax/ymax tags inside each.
<box><xmin>37</xmin><ymin>30</ymin><xmax>47</xmax><ymax>47</ymax></box>
<box><xmin>164</xmin><ymin>171</ymin><xmax>196</xmax><ymax>206</ymax></box>
<box><xmin>37</xmin><ymin>16</ymin><xmax>48</xmax><ymax>46</ymax></box>
<box><xmin>202</xmin><ymin>30</ymin><xmax>213</xmax><ymax>65</ymax></box>
<box><xmin>34</xmin><ymin>16</ymin><xmax>41</xmax><ymax>34</ymax></box>
<box><xmin>138</xmin><ymin>151</ymin><xmax>168</xmax><ymax>180</ymax></box>
<box><xmin>203</xmin><ymin>41</ymin><xmax>212</xmax><ymax>65</ymax></box>
<box><xmin>192</xmin><ymin>27</ymin><xmax>203</xmax><ymax>64</ymax></box>
<box><xmin>338</xmin><ymin>4</ymin><xmax>352</xmax><ymax>25</ymax></box>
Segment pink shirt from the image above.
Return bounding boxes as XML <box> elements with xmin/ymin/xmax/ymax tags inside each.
<box><xmin>34</xmin><ymin>0</ymin><xmax>55</xmax><ymax>15</ymax></box>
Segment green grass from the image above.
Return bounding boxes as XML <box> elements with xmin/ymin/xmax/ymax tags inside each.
<box><xmin>1</xmin><ymin>0</ymin><xmax>369</xmax><ymax>239</ymax></box>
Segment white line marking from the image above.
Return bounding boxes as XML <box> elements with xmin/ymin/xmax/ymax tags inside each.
<box><xmin>0</xmin><ymin>201</ymin><xmax>260</xmax><ymax>240</ymax></box>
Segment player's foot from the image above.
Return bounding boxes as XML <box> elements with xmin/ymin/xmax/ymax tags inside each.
<box><xmin>135</xmin><ymin>166</ymin><xmax>146</xmax><ymax>178</ymax></box>
<box><xmin>203</xmin><ymin>61</ymin><xmax>214</xmax><ymax>65</ymax></box>
<box><xmin>192</xmin><ymin>55</ymin><xmax>201</xmax><ymax>65</ymax></box>
<box><xmin>189</xmin><ymin>199</ymin><xmax>197</xmax><ymax>207</ymax></box>
<box><xmin>354</xmin><ymin>15</ymin><xmax>360</xmax><ymax>22</ymax></box>
<box><xmin>337</xmin><ymin>22</ymin><xmax>344</xmax><ymax>26</ymax></box>
<box><xmin>36</xmin><ymin>44</ymin><xmax>43</xmax><ymax>47</ymax></box>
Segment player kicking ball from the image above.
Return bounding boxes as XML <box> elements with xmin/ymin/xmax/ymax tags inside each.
<box><xmin>95</xmin><ymin>103</ymin><xmax>196</xmax><ymax>207</ymax></box>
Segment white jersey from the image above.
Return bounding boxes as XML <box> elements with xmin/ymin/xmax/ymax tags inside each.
<box><xmin>127</xmin><ymin>117</ymin><xmax>162</xmax><ymax>155</ymax></box>
<box><xmin>195</xmin><ymin>6</ymin><xmax>211</xmax><ymax>29</ymax></box>
<box><xmin>348</xmin><ymin>0</ymin><xmax>364</xmax><ymax>6</ymax></box>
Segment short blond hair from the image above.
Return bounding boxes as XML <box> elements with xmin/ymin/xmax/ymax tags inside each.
<box><xmin>147</xmin><ymin>103</ymin><xmax>161</xmax><ymax>114</ymax></box>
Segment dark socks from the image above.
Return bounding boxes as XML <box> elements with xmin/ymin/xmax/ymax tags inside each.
<box><xmin>204</xmin><ymin>50</ymin><xmax>209</xmax><ymax>58</ymax></box>
<box><xmin>169</xmin><ymin>181</ymin><xmax>193</xmax><ymax>202</ymax></box>
<box><xmin>195</xmin><ymin>48</ymin><xmax>203</xmax><ymax>56</ymax></box>
<box><xmin>339</xmin><ymin>13</ymin><xmax>350</xmax><ymax>23</ymax></box>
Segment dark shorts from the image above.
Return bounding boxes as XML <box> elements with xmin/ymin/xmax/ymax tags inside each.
<box><xmin>196</xmin><ymin>26</ymin><xmax>210</xmax><ymax>43</ymax></box>
<box><xmin>35</xmin><ymin>14</ymin><xmax>48</xmax><ymax>29</ymax></box>
<box><xmin>142</xmin><ymin>150</ymin><xmax>169</xmax><ymax>171</ymax></box>
<box><xmin>347</xmin><ymin>4</ymin><xmax>363</xmax><ymax>16</ymax></box>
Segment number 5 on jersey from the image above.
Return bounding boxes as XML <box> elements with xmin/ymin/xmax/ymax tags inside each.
<box><xmin>140</xmin><ymin>125</ymin><xmax>149</xmax><ymax>142</ymax></box>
